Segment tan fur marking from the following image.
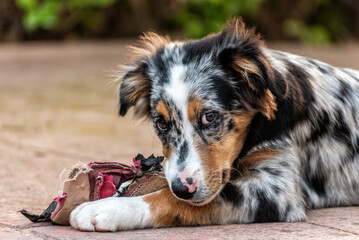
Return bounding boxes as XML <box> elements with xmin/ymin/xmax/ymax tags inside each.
<box><xmin>162</xmin><ymin>145</ymin><xmax>171</xmax><ymax>159</ymax></box>
<box><xmin>195</xmin><ymin>111</ymin><xmax>254</xmax><ymax>194</ymax></box>
<box><xmin>187</xmin><ymin>98</ymin><xmax>203</xmax><ymax>122</ymax></box>
<box><xmin>238</xmin><ymin>148</ymin><xmax>280</xmax><ymax>173</ymax></box>
<box><xmin>241</xmin><ymin>148</ymin><xmax>279</xmax><ymax>167</ymax></box>
<box><xmin>222</xmin><ymin>18</ymin><xmax>262</xmax><ymax>44</ymax></box>
<box><xmin>232</xmin><ymin>55</ymin><xmax>277</xmax><ymax>120</ymax></box>
<box><xmin>225</xmin><ymin>19</ymin><xmax>265</xmax><ymax>92</ymax></box>
<box><xmin>129</xmin><ymin>87</ymin><xmax>147</xmax><ymax>104</ymax></box>
<box><xmin>260</xmin><ymin>89</ymin><xmax>277</xmax><ymax>120</ymax></box>
<box><xmin>144</xmin><ymin>188</ymin><xmax>220</xmax><ymax>227</ymax></box>
<box><xmin>126</xmin><ymin>32</ymin><xmax>171</xmax><ymax>61</ymax></box>
<box><xmin>288</xmin><ymin>78</ymin><xmax>306</xmax><ymax>113</ymax></box>
<box><xmin>233</xmin><ymin>56</ymin><xmax>261</xmax><ymax>90</ymax></box>
<box><xmin>156</xmin><ymin>100</ymin><xmax>170</xmax><ymax>120</ymax></box>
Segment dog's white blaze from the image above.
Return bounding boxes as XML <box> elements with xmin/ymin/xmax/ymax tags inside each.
<box><xmin>166</xmin><ymin>64</ymin><xmax>189</xmax><ymax>109</ymax></box>
<box><xmin>165</xmin><ymin>64</ymin><xmax>205</xmax><ymax>188</ymax></box>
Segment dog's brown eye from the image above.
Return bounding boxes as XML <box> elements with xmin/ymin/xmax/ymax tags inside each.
<box><xmin>201</xmin><ymin>112</ymin><xmax>216</xmax><ymax>126</ymax></box>
<box><xmin>156</xmin><ymin>118</ymin><xmax>168</xmax><ymax>131</ymax></box>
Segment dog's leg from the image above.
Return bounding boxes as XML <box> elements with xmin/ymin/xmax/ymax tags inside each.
<box><xmin>70</xmin><ymin>146</ymin><xmax>306</xmax><ymax>231</ymax></box>
<box><xmin>69</xmin><ymin>188</ymin><xmax>230</xmax><ymax>231</ymax></box>
<box><xmin>225</xmin><ymin>145</ymin><xmax>307</xmax><ymax>223</ymax></box>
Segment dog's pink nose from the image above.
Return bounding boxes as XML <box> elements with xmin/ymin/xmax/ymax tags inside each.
<box><xmin>171</xmin><ymin>171</ymin><xmax>198</xmax><ymax>200</ymax></box>
<box><xmin>178</xmin><ymin>171</ymin><xmax>198</xmax><ymax>193</ymax></box>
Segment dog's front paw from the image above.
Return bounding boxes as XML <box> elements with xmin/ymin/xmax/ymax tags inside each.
<box><xmin>70</xmin><ymin>197</ymin><xmax>153</xmax><ymax>231</ymax></box>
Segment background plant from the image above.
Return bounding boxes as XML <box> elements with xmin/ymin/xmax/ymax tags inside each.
<box><xmin>1</xmin><ymin>0</ymin><xmax>358</xmax><ymax>44</ymax></box>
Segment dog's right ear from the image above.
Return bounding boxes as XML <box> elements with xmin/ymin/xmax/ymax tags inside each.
<box><xmin>118</xmin><ymin>63</ymin><xmax>151</xmax><ymax>118</ymax></box>
<box><xmin>117</xmin><ymin>32</ymin><xmax>170</xmax><ymax>118</ymax></box>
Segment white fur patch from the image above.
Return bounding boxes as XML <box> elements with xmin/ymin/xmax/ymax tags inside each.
<box><xmin>165</xmin><ymin>64</ymin><xmax>189</xmax><ymax>108</ymax></box>
<box><xmin>70</xmin><ymin>196</ymin><xmax>153</xmax><ymax>231</ymax></box>
<box><xmin>164</xmin><ymin>64</ymin><xmax>206</xmax><ymax>197</ymax></box>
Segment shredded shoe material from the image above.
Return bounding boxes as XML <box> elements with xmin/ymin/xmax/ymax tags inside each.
<box><xmin>19</xmin><ymin>154</ymin><xmax>167</xmax><ymax>225</ymax></box>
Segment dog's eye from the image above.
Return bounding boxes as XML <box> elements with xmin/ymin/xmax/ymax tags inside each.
<box><xmin>156</xmin><ymin>118</ymin><xmax>168</xmax><ymax>131</ymax></box>
<box><xmin>201</xmin><ymin>112</ymin><xmax>217</xmax><ymax>126</ymax></box>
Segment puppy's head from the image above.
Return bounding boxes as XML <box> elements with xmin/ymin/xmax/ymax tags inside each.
<box><xmin>117</xmin><ymin>18</ymin><xmax>277</xmax><ymax>205</ymax></box>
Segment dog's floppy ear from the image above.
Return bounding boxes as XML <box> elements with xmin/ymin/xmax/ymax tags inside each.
<box><xmin>217</xmin><ymin>18</ymin><xmax>278</xmax><ymax>120</ymax></box>
<box><xmin>231</xmin><ymin>53</ymin><xmax>277</xmax><ymax>120</ymax></box>
<box><xmin>117</xmin><ymin>32</ymin><xmax>170</xmax><ymax>118</ymax></box>
<box><xmin>118</xmin><ymin>63</ymin><xmax>151</xmax><ymax>118</ymax></box>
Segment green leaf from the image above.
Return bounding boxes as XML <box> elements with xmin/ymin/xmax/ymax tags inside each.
<box><xmin>16</xmin><ymin>0</ymin><xmax>37</xmax><ymax>10</ymax></box>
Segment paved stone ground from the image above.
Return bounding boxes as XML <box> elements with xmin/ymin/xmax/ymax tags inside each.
<box><xmin>1</xmin><ymin>41</ymin><xmax>359</xmax><ymax>239</ymax></box>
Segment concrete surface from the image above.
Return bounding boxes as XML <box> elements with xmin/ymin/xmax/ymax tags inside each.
<box><xmin>1</xmin><ymin>41</ymin><xmax>359</xmax><ymax>239</ymax></box>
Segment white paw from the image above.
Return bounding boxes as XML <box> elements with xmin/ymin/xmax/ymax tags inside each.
<box><xmin>70</xmin><ymin>197</ymin><xmax>153</xmax><ymax>231</ymax></box>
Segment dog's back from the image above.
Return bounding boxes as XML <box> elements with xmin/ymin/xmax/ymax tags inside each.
<box><xmin>266</xmin><ymin>49</ymin><xmax>359</xmax><ymax>208</ymax></box>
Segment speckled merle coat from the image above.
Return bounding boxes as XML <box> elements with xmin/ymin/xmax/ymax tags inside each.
<box><xmin>70</xmin><ymin>19</ymin><xmax>359</xmax><ymax>231</ymax></box>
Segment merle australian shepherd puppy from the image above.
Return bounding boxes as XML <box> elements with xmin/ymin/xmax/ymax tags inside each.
<box><xmin>70</xmin><ymin>18</ymin><xmax>359</xmax><ymax>231</ymax></box>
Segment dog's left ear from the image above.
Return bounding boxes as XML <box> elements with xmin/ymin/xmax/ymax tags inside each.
<box><xmin>231</xmin><ymin>53</ymin><xmax>277</xmax><ymax>120</ymax></box>
<box><xmin>117</xmin><ymin>32</ymin><xmax>170</xmax><ymax>118</ymax></box>
<box><xmin>217</xmin><ymin>18</ymin><xmax>278</xmax><ymax>120</ymax></box>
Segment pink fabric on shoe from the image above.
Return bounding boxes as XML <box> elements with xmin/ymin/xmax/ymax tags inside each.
<box><xmin>50</xmin><ymin>193</ymin><xmax>67</xmax><ymax>221</ymax></box>
<box><xmin>97</xmin><ymin>174</ymin><xmax>117</xmax><ymax>199</ymax></box>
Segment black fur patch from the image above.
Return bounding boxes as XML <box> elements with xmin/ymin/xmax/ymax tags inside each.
<box><xmin>309</xmin><ymin>59</ymin><xmax>330</xmax><ymax>75</ymax></box>
<box><xmin>344</xmin><ymin>135</ymin><xmax>359</xmax><ymax>164</ymax></box>
<box><xmin>222</xmin><ymin>170</ymin><xmax>227</xmax><ymax>180</ymax></box>
<box><xmin>307</xmin><ymin>111</ymin><xmax>330</xmax><ymax>143</ymax></box>
<box><xmin>305</xmin><ymin>172</ymin><xmax>326</xmax><ymax>196</ymax></box>
<box><xmin>153</xmin><ymin>48</ymin><xmax>171</xmax><ymax>85</ymax></box>
<box><xmin>210</xmin><ymin>75</ymin><xmax>236</xmax><ymax>110</ymax></box>
<box><xmin>177</xmin><ymin>141</ymin><xmax>188</xmax><ymax>164</ymax></box>
<box><xmin>301</xmin><ymin>147</ymin><xmax>326</xmax><ymax>196</ymax></box>
<box><xmin>262</xmin><ymin>167</ymin><xmax>281</xmax><ymax>176</ymax></box>
<box><xmin>333</xmin><ymin>111</ymin><xmax>351</xmax><ymax>146</ymax></box>
<box><xmin>220</xmin><ymin>182</ymin><xmax>243</xmax><ymax>207</ymax></box>
<box><xmin>285</xmin><ymin>61</ymin><xmax>316</xmax><ymax>113</ymax></box>
<box><xmin>254</xmin><ymin>190</ymin><xmax>280</xmax><ymax>223</ymax></box>
<box><xmin>350</xmin><ymin>137</ymin><xmax>359</xmax><ymax>157</ymax></box>
<box><xmin>300</xmin><ymin>184</ymin><xmax>310</xmax><ymax>204</ymax></box>
<box><xmin>271</xmin><ymin>184</ymin><xmax>282</xmax><ymax>194</ymax></box>
<box><xmin>227</xmin><ymin>119</ymin><xmax>235</xmax><ymax>132</ymax></box>
<box><xmin>182</xmin><ymin>35</ymin><xmax>219</xmax><ymax>64</ymax></box>
<box><xmin>337</xmin><ymin>79</ymin><xmax>352</xmax><ymax>103</ymax></box>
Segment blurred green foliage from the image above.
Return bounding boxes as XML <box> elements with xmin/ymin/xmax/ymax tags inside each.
<box><xmin>283</xmin><ymin>19</ymin><xmax>332</xmax><ymax>44</ymax></box>
<box><xmin>172</xmin><ymin>0</ymin><xmax>265</xmax><ymax>39</ymax></box>
<box><xmin>281</xmin><ymin>0</ymin><xmax>352</xmax><ymax>44</ymax></box>
<box><xmin>17</xmin><ymin>0</ymin><xmax>58</xmax><ymax>30</ymax></box>
<box><xmin>10</xmin><ymin>0</ymin><xmax>359</xmax><ymax>43</ymax></box>
<box><xmin>16</xmin><ymin>0</ymin><xmax>116</xmax><ymax>31</ymax></box>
